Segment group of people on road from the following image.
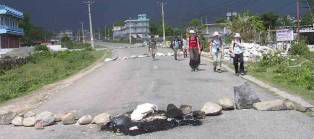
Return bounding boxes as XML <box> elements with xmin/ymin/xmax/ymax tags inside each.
<box><xmin>148</xmin><ymin>30</ymin><xmax>246</xmax><ymax>76</ymax></box>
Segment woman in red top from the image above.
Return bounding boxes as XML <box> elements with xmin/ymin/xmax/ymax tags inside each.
<box><xmin>188</xmin><ymin>30</ymin><xmax>201</xmax><ymax>71</ymax></box>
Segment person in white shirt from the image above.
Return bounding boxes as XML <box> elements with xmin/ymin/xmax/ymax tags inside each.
<box><xmin>230</xmin><ymin>33</ymin><xmax>245</xmax><ymax>76</ymax></box>
<box><xmin>209</xmin><ymin>31</ymin><xmax>224</xmax><ymax>72</ymax></box>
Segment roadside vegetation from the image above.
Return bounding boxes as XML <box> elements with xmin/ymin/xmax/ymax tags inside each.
<box><xmin>0</xmin><ymin>45</ymin><xmax>110</xmax><ymax>103</ymax></box>
<box><xmin>248</xmin><ymin>41</ymin><xmax>314</xmax><ymax>102</ymax></box>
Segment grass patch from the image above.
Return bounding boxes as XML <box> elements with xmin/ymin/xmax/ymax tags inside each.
<box><xmin>0</xmin><ymin>49</ymin><xmax>110</xmax><ymax>103</ymax></box>
<box><xmin>247</xmin><ymin>52</ymin><xmax>314</xmax><ymax>103</ymax></box>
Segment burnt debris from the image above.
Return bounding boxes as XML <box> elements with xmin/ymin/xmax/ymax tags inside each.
<box><xmin>101</xmin><ymin>104</ymin><xmax>203</xmax><ymax>136</ymax></box>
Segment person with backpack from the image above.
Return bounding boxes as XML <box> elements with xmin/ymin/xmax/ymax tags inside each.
<box><xmin>188</xmin><ymin>30</ymin><xmax>201</xmax><ymax>71</ymax></box>
<box><xmin>148</xmin><ymin>35</ymin><xmax>157</xmax><ymax>61</ymax></box>
<box><xmin>209</xmin><ymin>31</ymin><xmax>224</xmax><ymax>73</ymax></box>
<box><xmin>230</xmin><ymin>33</ymin><xmax>245</xmax><ymax>76</ymax></box>
<box><xmin>173</xmin><ymin>37</ymin><xmax>180</xmax><ymax>60</ymax></box>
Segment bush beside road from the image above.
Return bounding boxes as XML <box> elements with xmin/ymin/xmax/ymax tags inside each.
<box><xmin>247</xmin><ymin>42</ymin><xmax>314</xmax><ymax>103</ymax></box>
<box><xmin>0</xmin><ymin>48</ymin><xmax>110</xmax><ymax>103</ymax></box>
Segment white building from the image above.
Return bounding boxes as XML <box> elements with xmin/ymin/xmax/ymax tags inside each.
<box><xmin>113</xmin><ymin>14</ymin><xmax>150</xmax><ymax>40</ymax></box>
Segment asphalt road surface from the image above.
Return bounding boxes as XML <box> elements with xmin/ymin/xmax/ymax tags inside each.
<box><xmin>0</xmin><ymin>42</ymin><xmax>313</xmax><ymax>139</ymax></box>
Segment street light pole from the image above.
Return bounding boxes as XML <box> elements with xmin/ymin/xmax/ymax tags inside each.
<box><xmin>83</xmin><ymin>1</ymin><xmax>95</xmax><ymax>48</ymax></box>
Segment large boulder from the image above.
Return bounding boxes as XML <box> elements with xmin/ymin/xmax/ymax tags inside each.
<box><xmin>78</xmin><ymin>115</ymin><xmax>93</xmax><ymax>125</ymax></box>
<box><xmin>201</xmin><ymin>102</ymin><xmax>222</xmax><ymax>116</ymax></box>
<box><xmin>218</xmin><ymin>97</ymin><xmax>234</xmax><ymax>110</ymax></box>
<box><xmin>62</xmin><ymin>113</ymin><xmax>76</xmax><ymax>125</ymax></box>
<box><xmin>92</xmin><ymin>113</ymin><xmax>111</xmax><ymax>125</ymax></box>
<box><xmin>35</xmin><ymin>111</ymin><xmax>55</xmax><ymax>126</ymax></box>
<box><xmin>12</xmin><ymin>116</ymin><xmax>23</xmax><ymax>126</ymax></box>
<box><xmin>23</xmin><ymin>117</ymin><xmax>36</xmax><ymax>127</ymax></box>
<box><xmin>0</xmin><ymin>110</ymin><xmax>17</xmax><ymax>125</ymax></box>
<box><xmin>253</xmin><ymin>99</ymin><xmax>289</xmax><ymax>111</ymax></box>
<box><xmin>54</xmin><ymin>114</ymin><xmax>63</xmax><ymax>122</ymax></box>
<box><xmin>234</xmin><ymin>82</ymin><xmax>261</xmax><ymax>109</ymax></box>
<box><xmin>23</xmin><ymin>111</ymin><xmax>36</xmax><ymax>118</ymax></box>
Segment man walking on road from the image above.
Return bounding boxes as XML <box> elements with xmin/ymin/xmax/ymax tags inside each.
<box><xmin>209</xmin><ymin>31</ymin><xmax>224</xmax><ymax>73</ymax></box>
<box><xmin>188</xmin><ymin>30</ymin><xmax>201</xmax><ymax>71</ymax></box>
<box><xmin>149</xmin><ymin>35</ymin><xmax>157</xmax><ymax>60</ymax></box>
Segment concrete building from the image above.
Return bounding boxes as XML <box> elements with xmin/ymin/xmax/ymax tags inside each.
<box><xmin>113</xmin><ymin>14</ymin><xmax>150</xmax><ymax>40</ymax></box>
<box><xmin>0</xmin><ymin>5</ymin><xmax>24</xmax><ymax>49</ymax></box>
<box><xmin>56</xmin><ymin>30</ymin><xmax>74</xmax><ymax>41</ymax></box>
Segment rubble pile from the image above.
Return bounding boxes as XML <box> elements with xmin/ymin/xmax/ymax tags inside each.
<box><xmin>224</xmin><ymin>43</ymin><xmax>275</xmax><ymax>62</ymax></box>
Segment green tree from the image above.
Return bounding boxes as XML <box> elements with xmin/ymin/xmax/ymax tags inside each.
<box><xmin>260</xmin><ymin>12</ymin><xmax>279</xmax><ymax>29</ymax></box>
<box><xmin>301</xmin><ymin>11</ymin><xmax>314</xmax><ymax>26</ymax></box>
<box><xmin>226</xmin><ymin>12</ymin><xmax>265</xmax><ymax>42</ymax></box>
<box><xmin>18</xmin><ymin>14</ymin><xmax>49</xmax><ymax>45</ymax></box>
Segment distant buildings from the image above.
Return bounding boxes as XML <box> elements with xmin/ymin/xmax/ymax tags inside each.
<box><xmin>56</xmin><ymin>30</ymin><xmax>74</xmax><ymax>41</ymax></box>
<box><xmin>0</xmin><ymin>5</ymin><xmax>24</xmax><ymax>49</ymax></box>
<box><xmin>113</xmin><ymin>14</ymin><xmax>150</xmax><ymax>40</ymax></box>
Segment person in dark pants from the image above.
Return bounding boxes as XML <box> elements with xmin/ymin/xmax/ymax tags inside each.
<box><xmin>188</xmin><ymin>30</ymin><xmax>201</xmax><ymax>71</ymax></box>
<box><xmin>230</xmin><ymin>33</ymin><xmax>245</xmax><ymax>76</ymax></box>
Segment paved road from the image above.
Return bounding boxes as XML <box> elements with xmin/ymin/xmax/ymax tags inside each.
<box><xmin>0</xmin><ymin>42</ymin><xmax>314</xmax><ymax>139</ymax></box>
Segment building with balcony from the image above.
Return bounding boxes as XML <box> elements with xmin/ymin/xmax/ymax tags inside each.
<box><xmin>0</xmin><ymin>5</ymin><xmax>24</xmax><ymax>49</ymax></box>
<box><xmin>113</xmin><ymin>14</ymin><xmax>150</xmax><ymax>40</ymax></box>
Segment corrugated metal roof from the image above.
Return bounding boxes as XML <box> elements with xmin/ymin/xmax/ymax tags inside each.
<box><xmin>0</xmin><ymin>5</ymin><xmax>23</xmax><ymax>18</ymax></box>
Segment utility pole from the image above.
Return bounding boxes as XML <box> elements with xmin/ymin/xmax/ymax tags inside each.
<box><xmin>81</xmin><ymin>22</ymin><xmax>85</xmax><ymax>43</ymax></box>
<box><xmin>297</xmin><ymin>0</ymin><xmax>301</xmax><ymax>42</ymax></box>
<box><xmin>160</xmin><ymin>1</ymin><xmax>166</xmax><ymax>44</ymax></box>
<box><xmin>83</xmin><ymin>1</ymin><xmax>95</xmax><ymax>48</ymax></box>
<box><xmin>104</xmin><ymin>24</ymin><xmax>107</xmax><ymax>40</ymax></box>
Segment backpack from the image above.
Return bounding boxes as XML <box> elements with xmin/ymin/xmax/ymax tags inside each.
<box><xmin>174</xmin><ymin>41</ymin><xmax>179</xmax><ymax>49</ymax></box>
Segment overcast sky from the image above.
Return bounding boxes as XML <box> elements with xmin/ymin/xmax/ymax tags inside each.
<box><xmin>0</xmin><ymin>0</ymin><xmax>301</xmax><ymax>31</ymax></box>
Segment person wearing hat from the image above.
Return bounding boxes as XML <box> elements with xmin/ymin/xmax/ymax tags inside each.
<box><xmin>188</xmin><ymin>30</ymin><xmax>201</xmax><ymax>71</ymax></box>
<box><xmin>209</xmin><ymin>31</ymin><xmax>224</xmax><ymax>72</ymax></box>
<box><xmin>230</xmin><ymin>33</ymin><xmax>245</xmax><ymax>75</ymax></box>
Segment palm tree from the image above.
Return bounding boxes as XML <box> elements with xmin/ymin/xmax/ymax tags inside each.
<box><xmin>225</xmin><ymin>12</ymin><xmax>265</xmax><ymax>42</ymax></box>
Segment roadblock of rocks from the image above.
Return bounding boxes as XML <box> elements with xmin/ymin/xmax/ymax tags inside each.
<box><xmin>0</xmin><ymin>82</ymin><xmax>312</xmax><ymax>136</ymax></box>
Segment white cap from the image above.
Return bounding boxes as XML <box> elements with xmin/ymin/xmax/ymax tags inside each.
<box><xmin>213</xmin><ymin>31</ymin><xmax>219</xmax><ymax>36</ymax></box>
<box><xmin>234</xmin><ymin>33</ymin><xmax>241</xmax><ymax>38</ymax></box>
<box><xmin>189</xmin><ymin>30</ymin><xmax>196</xmax><ymax>34</ymax></box>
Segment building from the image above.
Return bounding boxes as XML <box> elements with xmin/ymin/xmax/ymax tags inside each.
<box><xmin>0</xmin><ymin>5</ymin><xmax>24</xmax><ymax>49</ymax></box>
<box><xmin>56</xmin><ymin>30</ymin><xmax>74</xmax><ymax>41</ymax></box>
<box><xmin>113</xmin><ymin>14</ymin><xmax>150</xmax><ymax>40</ymax></box>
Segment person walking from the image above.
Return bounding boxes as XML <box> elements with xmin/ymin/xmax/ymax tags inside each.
<box><xmin>209</xmin><ymin>31</ymin><xmax>224</xmax><ymax>73</ymax></box>
<box><xmin>182</xmin><ymin>37</ymin><xmax>188</xmax><ymax>58</ymax></box>
<box><xmin>230</xmin><ymin>33</ymin><xmax>245</xmax><ymax>75</ymax></box>
<box><xmin>173</xmin><ymin>37</ymin><xmax>180</xmax><ymax>60</ymax></box>
<box><xmin>188</xmin><ymin>30</ymin><xmax>201</xmax><ymax>71</ymax></box>
<box><xmin>148</xmin><ymin>35</ymin><xmax>157</xmax><ymax>60</ymax></box>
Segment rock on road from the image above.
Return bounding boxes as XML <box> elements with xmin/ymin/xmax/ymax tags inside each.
<box><xmin>0</xmin><ymin>42</ymin><xmax>313</xmax><ymax>139</ymax></box>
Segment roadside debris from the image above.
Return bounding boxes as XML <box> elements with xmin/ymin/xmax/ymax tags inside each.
<box><xmin>234</xmin><ymin>82</ymin><xmax>261</xmax><ymax>109</ymax></box>
<box><xmin>62</xmin><ymin>113</ymin><xmax>76</xmax><ymax>125</ymax></box>
<box><xmin>0</xmin><ymin>110</ymin><xmax>17</xmax><ymax>125</ymax></box>
<box><xmin>101</xmin><ymin>103</ymin><xmax>203</xmax><ymax>136</ymax></box>
<box><xmin>218</xmin><ymin>97</ymin><xmax>234</xmax><ymax>110</ymax></box>
<box><xmin>201</xmin><ymin>102</ymin><xmax>223</xmax><ymax>116</ymax></box>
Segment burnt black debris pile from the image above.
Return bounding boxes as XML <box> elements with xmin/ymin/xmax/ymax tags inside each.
<box><xmin>101</xmin><ymin>103</ymin><xmax>204</xmax><ymax>136</ymax></box>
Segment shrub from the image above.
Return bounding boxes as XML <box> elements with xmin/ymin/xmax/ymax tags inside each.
<box><xmin>34</xmin><ymin>45</ymin><xmax>49</xmax><ymax>52</ymax></box>
<box><xmin>290</xmin><ymin>40</ymin><xmax>310</xmax><ymax>56</ymax></box>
